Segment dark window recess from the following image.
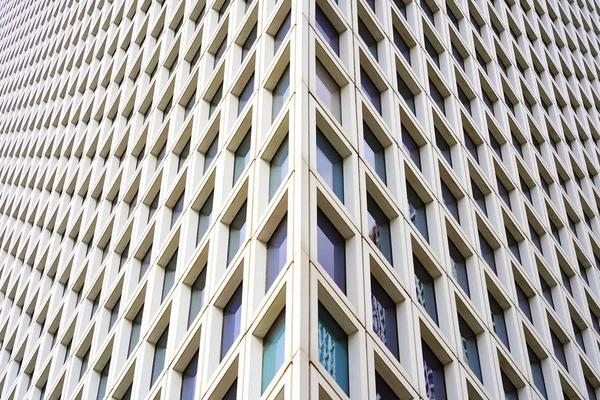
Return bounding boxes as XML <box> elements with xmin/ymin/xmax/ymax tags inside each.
<box><xmin>449</xmin><ymin>241</ymin><xmax>469</xmax><ymax>297</ymax></box>
<box><xmin>479</xmin><ymin>233</ymin><xmax>496</xmax><ymax>273</ymax></box>
<box><xmin>441</xmin><ymin>182</ymin><xmax>459</xmax><ymax>223</ymax></box>
<box><xmin>506</xmin><ymin>230</ymin><xmax>521</xmax><ymax>263</ymax></box>
<box><xmin>551</xmin><ymin>331</ymin><xmax>567</xmax><ymax>370</ymax></box>
<box><xmin>407</xmin><ymin>185</ymin><xmax>428</xmax><ymax>241</ymax></box>
<box><xmin>435</xmin><ymin>129</ymin><xmax>452</xmax><ymax>166</ymax></box>
<box><xmin>402</xmin><ymin>126</ymin><xmax>421</xmax><ymax>169</ymax></box>
<box><xmin>489</xmin><ymin>295</ymin><xmax>509</xmax><ymax>349</ymax></box>
<box><xmin>361</xmin><ymin>68</ymin><xmax>381</xmax><ymax>114</ymax></box>
<box><xmin>359</xmin><ymin>19</ymin><xmax>378</xmax><ymax>60</ymax></box>
<box><xmin>317</xmin><ymin>209</ymin><xmax>346</xmax><ymax>293</ymax></box>
<box><xmin>429</xmin><ymin>80</ymin><xmax>446</xmax><ymax>114</ymax></box>
<box><xmin>393</xmin><ymin>29</ymin><xmax>411</xmax><ymax>62</ymax></box>
<box><xmin>516</xmin><ymin>284</ymin><xmax>532</xmax><ymax>321</ymax></box>
<box><xmin>371</xmin><ymin>277</ymin><xmax>399</xmax><ymax>359</ymax></box>
<box><xmin>458</xmin><ymin>316</ymin><xmax>482</xmax><ymax>381</ymax></box>
<box><xmin>472</xmin><ymin>180</ymin><xmax>487</xmax><ymax>215</ymax></box>
<box><xmin>425</xmin><ymin>37</ymin><xmax>439</xmax><ymax>67</ymax></box>
<box><xmin>464</xmin><ymin>131</ymin><xmax>479</xmax><ymax>162</ymax></box>
<box><xmin>527</xmin><ymin>346</ymin><xmax>548</xmax><ymax>398</ymax></box>
<box><xmin>363</xmin><ymin>124</ymin><xmax>387</xmax><ymax>183</ymax></box>
<box><xmin>422</xmin><ymin>341</ymin><xmax>447</xmax><ymax>400</ymax></box>
<box><xmin>367</xmin><ymin>195</ymin><xmax>393</xmax><ymax>264</ymax></box>
<box><xmin>414</xmin><ymin>257</ymin><xmax>438</xmax><ymax>324</ymax></box>
<box><xmin>397</xmin><ymin>74</ymin><xmax>416</xmax><ymax>114</ymax></box>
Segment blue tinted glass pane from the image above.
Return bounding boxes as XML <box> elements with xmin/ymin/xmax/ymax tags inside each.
<box><xmin>272</xmin><ymin>66</ymin><xmax>290</xmax><ymax>121</ymax></box>
<box><xmin>269</xmin><ymin>137</ymin><xmax>289</xmax><ymax>200</ymax></box>
<box><xmin>367</xmin><ymin>195</ymin><xmax>392</xmax><ymax>264</ymax></box>
<box><xmin>315</xmin><ymin>6</ymin><xmax>339</xmax><ymax>54</ymax></box>
<box><xmin>371</xmin><ymin>278</ymin><xmax>399</xmax><ymax>358</ymax></box>
<box><xmin>221</xmin><ymin>285</ymin><xmax>243</xmax><ymax>359</ymax></box>
<box><xmin>266</xmin><ymin>217</ymin><xmax>287</xmax><ymax>290</ymax></box>
<box><xmin>318</xmin><ymin>304</ymin><xmax>349</xmax><ymax>395</ymax></box>
<box><xmin>227</xmin><ymin>202</ymin><xmax>247</xmax><ymax>265</ymax></box>
<box><xmin>261</xmin><ymin>310</ymin><xmax>286</xmax><ymax>393</ymax></box>
<box><xmin>363</xmin><ymin>124</ymin><xmax>386</xmax><ymax>184</ymax></box>
<box><xmin>317</xmin><ymin>130</ymin><xmax>344</xmax><ymax>202</ymax></box>
<box><xmin>317</xmin><ymin>209</ymin><xmax>346</xmax><ymax>293</ymax></box>
<box><xmin>181</xmin><ymin>352</ymin><xmax>199</xmax><ymax>400</ymax></box>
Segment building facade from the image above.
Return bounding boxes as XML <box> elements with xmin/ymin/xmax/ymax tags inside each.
<box><xmin>0</xmin><ymin>0</ymin><xmax>600</xmax><ymax>399</ymax></box>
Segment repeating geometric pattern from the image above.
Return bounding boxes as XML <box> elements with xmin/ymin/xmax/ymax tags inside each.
<box><xmin>0</xmin><ymin>0</ymin><xmax>600</xmax><ymax>398</ymax></box>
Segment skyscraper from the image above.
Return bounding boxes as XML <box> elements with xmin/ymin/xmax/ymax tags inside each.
<box><xmin>0</xmin><ymin>0</ymin><xmax>600</xmax><ymax>398</ymax></box>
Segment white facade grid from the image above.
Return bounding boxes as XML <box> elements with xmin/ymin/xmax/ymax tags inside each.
<box><xmin>0</xmin><ymin>0</ymin><xmax>599</xmax><ymax>399</ymax></box>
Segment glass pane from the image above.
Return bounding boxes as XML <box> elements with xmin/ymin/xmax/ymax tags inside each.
<box><xmin>318</xmin><ymin>304</ymin><xmax>349</xmax><ymax>395</ymax></box>
<box><xmin>316</xmin><ymin>6</ymin><xmax>339</xmax><ymax>54</ymax></box>
<box><xmin>233</xmin><ymin>133</ymin><xmax>251</xmax><ymax>184</ymax></box>
<box><xmin>221</xmin><ymin>285</ymin><xmax>243</xmax><ymax>359</ymax></box>
<box><xmin>393</xmin><ymin>29</ymin><xmax>410</xmax><ymax>62</ymax></box>
<box><xmin>266</xmin><ymin>216</ymin><xmax>287</xmax><ymax>290</ymax></box>
<box><xmin>376</xmin><ymin>372</ymin><xmax>400</xmax><ymax>400</ymax></box>
<box><xmin>151</xmin><ymin>329</ymin><xmax>169</xmax><ymax>386</ymax></box>
<box><xmin>358</xmin><ymin>19</ymin><xmax>378</xmax><ymax>59</ymax></box>
<box><xmin>261</xmin><ymin>310</ymin><xmax>286</xmax><ymax>393</ymax></box>
<box><xmin>528</xmin><ymin>346</ymin><xmax>547</xmax><ymax>398</ymax></box>
<box><xmin>367</xmin><ymin>195</ymin><xmax>392</xmax><ymax>264</ymax></box>
<box><xmin>402</xmin><ymin>127</ymin><xmax>421</xmax><ymax>168</ymax></box>
<box><xmin>363</xmin><ymin>124</ymin><xmax>386</xmax><ymax>183</ymax></box>
<box><xmin>274</xmin><ymin>12</ymin><xmax>291</xmax><ymax>53</ymax></box>
<box><xmin>227</xmin><ymin>202</ymin><xmax>247</xmax><ymax>265</ymax></box>
<box><xmin>197</xmin><ymin>192</ymin><xmax>214</xmax><ymax>244</ymax></box>
<box><xmin>128</xmin><ymin>308</ymin><xmax>143</xmax><ymax>356</ymax></box>
<box><xmin>241</xmin><ymin>25</ymin><xmax>257</xmax><ymax>61</ymax></box>
<box><xmin>449</xmin><ymin>242</ymin><xmax>470</xmax><ymax>297</ymax></box>
<box><xmin>272</xmin><ymin>66</ymin><xmax>290</xmax><ymax>121</ymax></box>
<box><xmin>371</xmin><ymin>277</ymin><xmax>399</xmax><ymax>358</ymax></box>
<box><xmin>223</xmin><ymin>380</ymin><xmax>237</xmax><ymax>400</ymax></box>
<box><xmin>181</xmin><ymin>351</ymin><xmax>199</xmax><ymax>400</ymax></box>
<box><xmin>422</xmin><ymin>342</ymin><xmax>447</xmax><ymax>400</ymax></box>
<box><xmin>316</xmin><ymin>59</ymin><xmax>342</xmax><ymax>121</ymax></box>
<box><xmin>178</xmin><ymin>139</ymin><xmax>190</xmax><ymax>170</ymax></box>
<box><xmin>96</xmin><ymin>361</ymin><xmax>110</xmax><ymax>400</ymax></box>
<box><xmin>214</xmin><ymin>37</ymin><xmax>227</xmax><ymax>66</ymax></box>
<box><xmin>171</xmin><ymin>192</ymin><xmax>185</xmax><ymax>227</ymax></box>
<box><xmin>458</xmin><ymin>316</ymin><xmax>482</xmax><ymax>381</ymax></box>
<box><xmin>317</xmin><ymin>209</ymin><xmax>346</xmax><ymax>293</ymax></box>
<box><xmin>204</xmin><ymin>135</ymin><xmax>219</xmax><ymax>172</ymax></box>
<box><xmin>489</xmin><ymin>295</ymin><xmax>510</xmax><ymax>349</ymax></box>
<box><xmin>269</xmin><ymin>137</ymin><xmax>289</xmax><ymax>200</ymax></box>
<box><xmin>317</xmin><ymin>130</ymin><xmax>344</xmax><ymax>202</ymax></box>
<box><xmin>407</xmin><ymin>185</ymin><xmax>428</xmax><ymax>241</ymax></box>
<box><xmin>188</xmin><ymin>269</ymin><xmax>207</xmax><ymax>327</ymax></box>
<box><xmin>361</xmin><ymin>68</ymin><xmax>381</xmax><ymax>113</ymax></box>
<box><xmin>397</xmin><ymin>75</ymin><xmax>415</xmax><ymax>114</ymax></box>
<box><xmin>140</xmin><ymin>246</ymin><xmax>152</xmax><ymax>280</ymax></box>
<box><xmin>238</xmin><ymin>74</ymin><xmax>255</xmax><ymax>115</ymax></box>
<box><xmin>441</xmin><ymin>182</ymin><xmax>459</xmax><ymax>223</ymax></box>
<box><xmin>162</xmin><ymin>251</ymin><xmax>178</xmax><ymax>301</ymax></box>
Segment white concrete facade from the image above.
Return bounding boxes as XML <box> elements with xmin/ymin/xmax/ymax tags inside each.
<box><xmin>0</xmin><ymin>0</ymin><xmax>599</xmax><ymax>399</ymax></box>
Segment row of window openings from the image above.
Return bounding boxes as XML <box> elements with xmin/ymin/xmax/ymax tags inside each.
<box><xmin>92</xmin><ymin>133</ymin><xmax>289</xmax><ymax>300</ymax></box>
<box><xmin>316</xmin><ymin>28</ymin><xmax>596</xmax><ymax>200</ymax></box>
<box><xmin>139</xmin><ymin>13</ymin><xmax>293</xmax><ymax>125</ymax></box>
<box><xmin>79</xmin><ymin>292</ymin><xmax>283</xmax><ymax>400</ymax></box>
<box><xmin>20</xmin><ymin>239</ymin><xmax>600</xmax><ymax>400</ymax></box>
